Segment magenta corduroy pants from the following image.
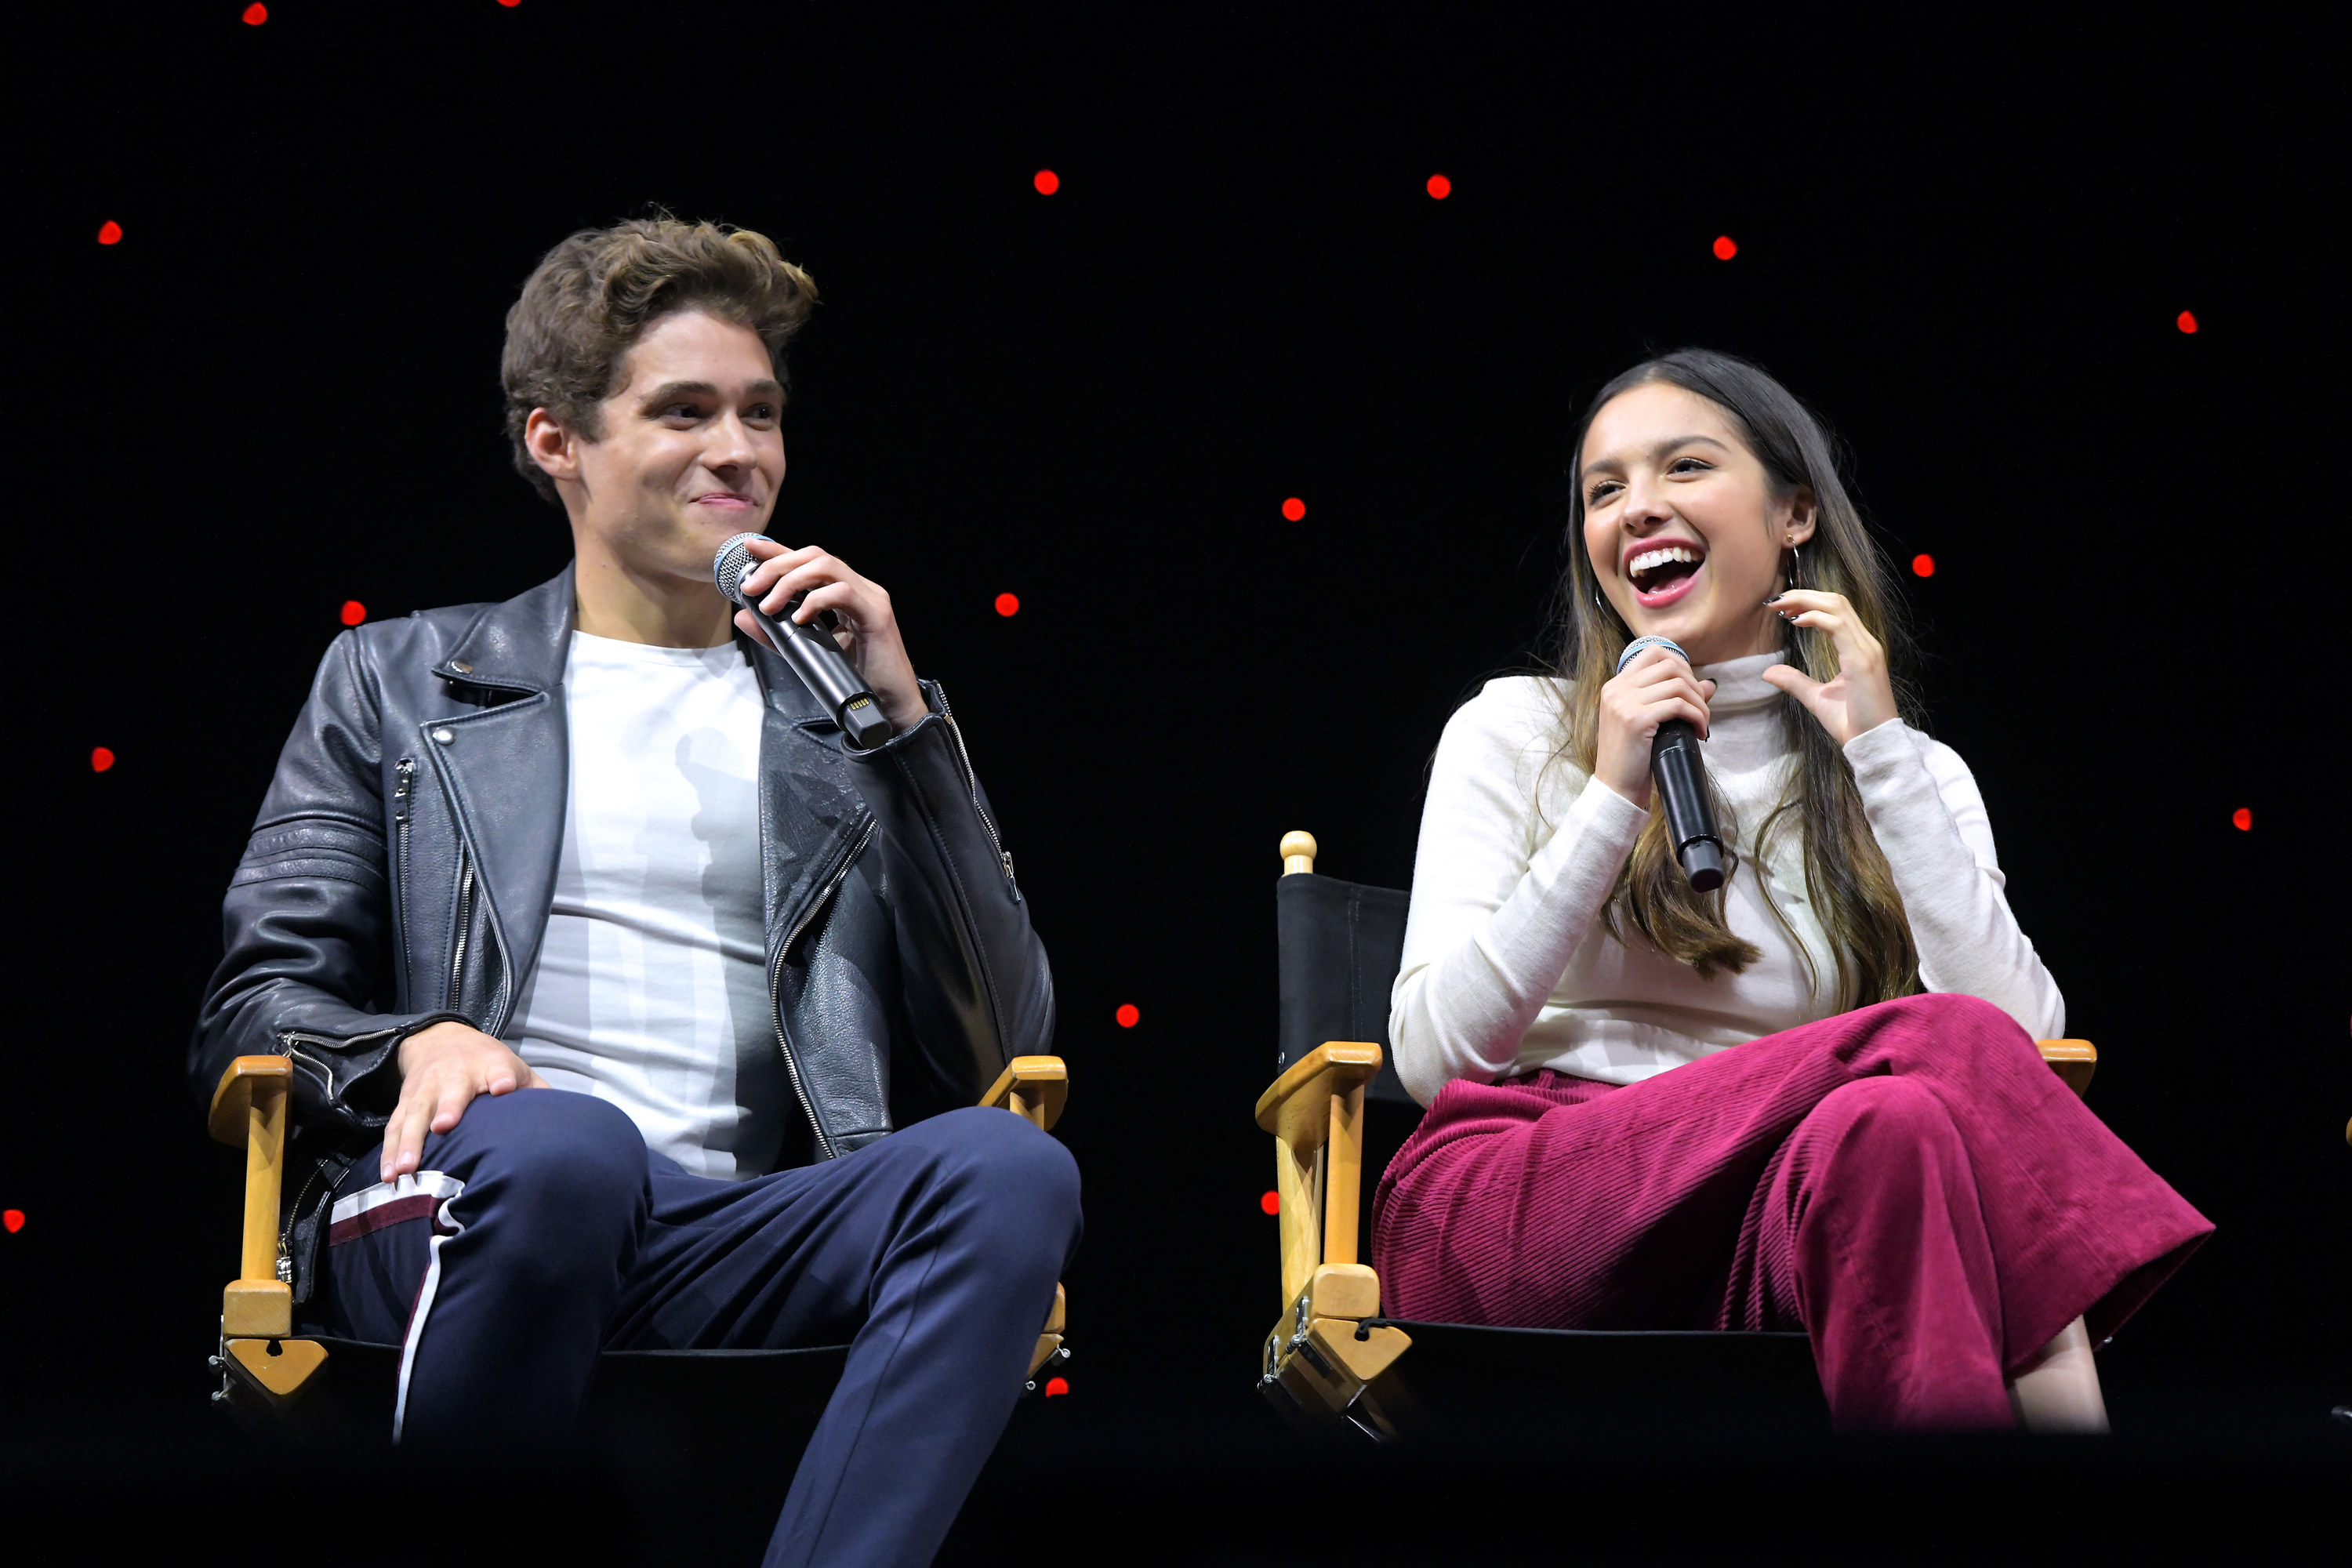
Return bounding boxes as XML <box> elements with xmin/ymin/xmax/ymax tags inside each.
<box><xmin>1370</xmin><ymin>994</ymin><xmax>2212</xmax><ymax>1429</ymax></box>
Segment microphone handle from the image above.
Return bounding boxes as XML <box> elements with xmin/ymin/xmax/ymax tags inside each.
<box><xmin>1650</xmin><ymin>719</ymin><xmax>1727</xmax><ymax>892</ymax></box>
<box><xmin>741</xmin><ymin>599</ymin><xmax>894</xmax><ymax>751</ymax></box>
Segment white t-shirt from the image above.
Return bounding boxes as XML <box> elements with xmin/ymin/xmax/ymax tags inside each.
<box><xmin>506</xmin><ymin>631</ymin><xmax>789</xmax><ymax>1178</ymax></box>
<box><xmin>1388</xmin><ymin>649</ymin><xmax>2065</xmax><ymax>1105</ymax></box>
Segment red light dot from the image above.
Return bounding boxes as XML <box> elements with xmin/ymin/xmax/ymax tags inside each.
<box><xmin>1281</xmin><ymin>496</ymin><xmax>1305</xmax><ymax>522</ymax></box>
<box><xmin>1044</xmin><ymin>1376</ymin><xmax>1069</xmax><ymax>1396</ymax></box>
<box><xmin>1426</xmin><ymin>173</ymin><xmax>1451</xmax><ymax>199</ymax></box>
<box><xmin>1260</xmin><ymin>1190</ymin><xmax>1279</xmax><ymax>1215</ymax></box>
<box><xmin>499</xmin><ymin>0</ymin><xmax>521</xmax><ymax>6</ymax></box>
<box><xmin>2176</xmin><ymin>310</ymin><xmax>2198</xmax><ymax>334</ymax></box>
<box><xmin>993</xmin><ymin>592</ymin><xmax>1020</xmax><ymax>618</ymax></box>
<box><xmin>96</xmin><ymin>220</ymin><xmax>122</xmax><ymax>245</ymax></box>
<box><xmin>1911</xmin><ymin>554</ymin><xmax>1936</xmax><ymax>578</ymax></box>
<box><xmin>242</xmin><ymin>2</ymin><xmax>267</xmax><ymax>23</ymax></box>
<box><xmin>1712</xmin><ymin>234</ymin><xmax>1737</xmax><ymax>261</ymax></box>
<box><xmin>339</xmin><ymin>599</ymin><xmax>368</xmax><ymax>626</ymax></box>
<box><xmin>90</xmin><ymin>746</ymin><xmax>115</xmax><ymax>773</ymax></box>
<box><xmin>2231</xmin><ymin>807</ymin><xmax>2252</xmax><ymax>831</ymax></box>
<box><xmin>1115</xmin><ymin>1004</ymin><xmax>1140</xmax><ymax>1028</ymax></box>
<box><xmin>1033</xmin><ymin>169</ymin><xmax>1059</xmax><ymax>195</ymax></box>
<box><xmin>2</xmin><ymin>1210</ymin><xmax>23</xmax><ymax>1234</ymax></box>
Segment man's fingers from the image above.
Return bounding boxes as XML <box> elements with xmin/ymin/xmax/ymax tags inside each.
<box><xmin>430</xmin><ymin>1075</ymin><xmax>474</xmax><ymax>1135</ymax></box>
<box><xmin>734</xmin><ymin>607</ymin><xmax>777</xmax><ymax>651</ymax></box>
<box><xmin>792</xmin><ymin>582</ymin><xmax>862</xmax><ymax>626</ymax></box>
<box><xmin>384</xmin><ymin>1102</ymin><xmax>426</xmax><ymax>1180</ymax></box>
<box><xmin>382</xmin><ymin>1083</ymin><xmax>434</xmax><ymax>1178</ymax></box>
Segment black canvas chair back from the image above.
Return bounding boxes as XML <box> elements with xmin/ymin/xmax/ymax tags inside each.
<box><xmin>1276</xmin><ymin>868</ymin><xmax>1413</xmax><ymax>1105</ymax></box>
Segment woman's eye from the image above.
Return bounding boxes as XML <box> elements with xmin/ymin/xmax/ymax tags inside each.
<box><xmin>1668</xmin><ymin>457</ymin><xmax>1711</xmax><ymax>474</ymax></box>
<box><xmin>1587</xmin><ymin>481</ymin><xmax>1621</xmax><ymax>504</ymax></box>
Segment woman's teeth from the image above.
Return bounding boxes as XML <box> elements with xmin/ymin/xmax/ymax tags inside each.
<box><xmin>1629</xmin><ymin>545</ymin><xmax>1702</xmax><ymax>589</ymax></box>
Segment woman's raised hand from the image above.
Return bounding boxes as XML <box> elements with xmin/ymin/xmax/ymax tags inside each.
<box><xmin>1595</xmin><ymin>645</ymin><xmax>1715</xmax><ymax>808</ymax></box>
<box><xmin>1759</xmin><ymin>590</ymin><xmax>1898</xmax><ymax>746</ymax></box>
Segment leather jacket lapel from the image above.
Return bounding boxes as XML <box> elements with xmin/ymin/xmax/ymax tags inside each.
<box><xmin>415</xmin><ymin>568</ymin><xmax>574</xmax><ymax>1031</ymax></box>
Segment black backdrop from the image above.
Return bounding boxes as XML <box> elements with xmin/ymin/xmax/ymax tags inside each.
<box><xmin>6</xmin><ymin>2</ymin><xmax>2347</xmax><ymax>1554</ymax></box>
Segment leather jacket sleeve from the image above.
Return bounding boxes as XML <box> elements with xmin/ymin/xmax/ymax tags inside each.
<box><xmin>189</xmin><ymin>628</ymin><xmax>463</xmax><ymax>1138</ymax></box>
<box><xmin>847</xmin><ymin>684</ymin><xmax>1054</xmax><ymax>1100</ymax></box>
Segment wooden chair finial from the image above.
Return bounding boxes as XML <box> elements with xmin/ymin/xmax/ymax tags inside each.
<box><xmin>1280</xmin><ymin>831</ymin><xmax>1318</xmax><ymax>876</ymax></box>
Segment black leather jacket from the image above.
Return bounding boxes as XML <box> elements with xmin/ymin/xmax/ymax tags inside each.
<box><xmin>191</xmin><ymin>567</ymin><xmax>1053</xmax><ymax>1304</ymax></box>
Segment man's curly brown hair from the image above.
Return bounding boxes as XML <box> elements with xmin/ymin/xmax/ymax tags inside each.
<box><xmin>501</xmin><ymin>217</ymin><xmax>818</xmax><ymax>503</ymax></box>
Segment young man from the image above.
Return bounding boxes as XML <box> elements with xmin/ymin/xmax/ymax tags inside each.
<box><xmin>191</xmin><ymin>218</ymin><xmax>1076</xmax><ymax>1566</ymax></box>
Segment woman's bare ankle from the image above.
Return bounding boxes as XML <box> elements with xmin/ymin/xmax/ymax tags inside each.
<box><xmin>2007</xmin><ymin>1316</ymin><xmax>2110</xmax><ymax>1432</ymax></box>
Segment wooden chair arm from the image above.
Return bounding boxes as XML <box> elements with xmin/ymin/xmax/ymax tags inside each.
<box><xmin>980</xmin><ymin>1055</ymin><xmax>1067</xmax><ymax>1132</ymax></box>
<box><xmin>209</xmin><ymin>1056</ymin><xmax>295</xmax><ymax>1339</ymax></box>
<box><xmin>2037</xmin><ymin>1039</ymin><xmax>2096</xmax><ymax>1098</ymax></box>
<box><xmin>209</xmin><ymin>1054</ymin><xmax>292</xmax><ymax>1147</ymax></box>
<box><xmin>1254</xmin><ymin>1042</ymin><xmax>1382</xmax><ymax>1148</ymax></box>
<box><xmin>1257</xmin><ymin>1043</ymin><xmax>1383</xmax><ymax>1310</ymax></box>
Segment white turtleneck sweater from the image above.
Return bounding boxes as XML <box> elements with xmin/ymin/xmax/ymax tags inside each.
<box><xmin>1388</xmin><ymin>649</ymin><xmax>2064</xmax><ymax>1106</ymax></box>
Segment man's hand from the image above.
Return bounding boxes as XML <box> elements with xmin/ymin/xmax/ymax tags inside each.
<box><xmin>381</xmin><ymin>1020</ymin><xmax>550</xmax><ymax>1181</ymax></box>
<box><xmin>731</xmin><ymin>538</ymin><xmax>928</xmax><ymax>733</ymax></box>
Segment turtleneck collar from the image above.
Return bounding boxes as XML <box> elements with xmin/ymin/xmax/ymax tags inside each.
<box><xmin>1693</xmin><ymin>648</ymin><xmax>1795</xmax><ymax>775</ymax></box>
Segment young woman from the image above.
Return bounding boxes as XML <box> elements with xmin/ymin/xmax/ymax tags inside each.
<box><xmin>1374</xmin><ymin>349</ymin><xmax>2209</xmax><ymax>1431</ymax></box>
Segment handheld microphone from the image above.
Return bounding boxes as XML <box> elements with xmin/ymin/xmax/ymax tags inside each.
<box><xmin>1615</xmin><ymin>636</ymin><xmax>1726</xmax><ymax>892</ymax></box>
<box><xmin>713</xmin><ymin>534</ymin><xmax>894</xmax><ymax>752</ymax></box>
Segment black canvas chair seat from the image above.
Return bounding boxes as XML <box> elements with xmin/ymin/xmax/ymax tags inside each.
<box><xmin>205</xmin><ymin>1054</ymin><xmax>1072</xmax><ymax>1564</ymax></box>
<box><xmin>218</xmin><ymin>1337</ymin><xmax>851</xmax><ymax>1563</ymax></box>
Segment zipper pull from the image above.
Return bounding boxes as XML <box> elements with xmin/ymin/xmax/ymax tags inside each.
<box><xmin>394</xmin><ymin>757</ymin><xmax>415</xmax><ymax>818</ymax></box>
<box><xmin>276</xmin><ymin>1254</ymin><xmax>293</xmax><ymax>1284</ymax></box>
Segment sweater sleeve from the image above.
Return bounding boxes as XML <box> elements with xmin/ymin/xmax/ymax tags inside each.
<box><xmin>1389</xmin><ymin>683</ymin><xmax>1650</xmax><ymax>1105</ymax></box>
<box><xmin>1842</xmin><ymin>719</ymin><xmax>2066</xmax><ymax>1039</ymax></box>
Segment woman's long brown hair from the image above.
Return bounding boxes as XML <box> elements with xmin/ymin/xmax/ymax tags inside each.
<box><xmin>1548</xmin><ymin>349</ymin><xmax>1922</xmax><ymax>1009</ymax></box>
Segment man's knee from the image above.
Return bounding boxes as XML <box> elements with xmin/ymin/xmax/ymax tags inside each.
<box><xmin>448</xmin><ymin>1089</ymin><xmax>648</xmax><ymax>1228</ymax></box>
<box><xmin>912</xmin><ymin>1106</ymin><xmax>1082</xmax><ymax>1254</ymax></box>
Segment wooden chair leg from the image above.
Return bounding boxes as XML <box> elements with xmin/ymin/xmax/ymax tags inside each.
<box><xmin>1256</xmin><ymin>1041</ymin><xmax>1410</xmax><ymax>1425</ymax></box>
<box><xmin>978</xmin><ymin>1058</ymin><xmax>1073</xmax><ymax>1392</ymax></box>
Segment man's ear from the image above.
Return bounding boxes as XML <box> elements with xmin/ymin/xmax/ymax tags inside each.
<box><xmin>1781</xmin><ymin>486</ymin><xmax>1820</xmax><ymax>547</ymax></box>
<box><xmin>524</xmin><ymin>408</ymin><xmax>583</xmax><ymax>487</ymax></box>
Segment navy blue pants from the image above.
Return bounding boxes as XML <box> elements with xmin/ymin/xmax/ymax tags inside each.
<box><xmin>321</xmin><ymin>1089</ymin><xmax>1081</xmax><ymax>1568</ymax></box>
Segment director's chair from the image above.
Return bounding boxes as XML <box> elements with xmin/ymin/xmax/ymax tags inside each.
<box><xmin>208</xmin><ymin>1054</ymin><xmax>1073</xmax><ymax>1563</ymax></box>
<box><xmin>1256</xmin><ymin>830</ymin><xmax>2099</xmax><ymax>1440</ymax></box>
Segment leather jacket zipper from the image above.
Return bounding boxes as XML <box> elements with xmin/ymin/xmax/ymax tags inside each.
<box><xmin>931</xmin><ymin>686</ymin><xmax>1017</xmax><ymax>891</ymax></box>
<box><xmin>392</xmin><ymin>759</ymin><xmax>416</xmax><ymax>998</ymax></box>
<box><xmin>278</xmin><ymin>1158</ymin><xmax>333</xmax><ymax>1282</ymax></box>
<box><xmin>768</xmin><ymin>818</ymin><xmax>877</xmax><ymax>1161</ymax></box>
<box><xmin>448</xmin><ymin>854</ymin><xmax>476</xmax><ymax>1014</ymax></box>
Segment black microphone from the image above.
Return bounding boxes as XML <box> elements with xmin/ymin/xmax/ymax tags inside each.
<box><xmin>1615</xmin><ymin>636</ymin><xmax>1726</xmax><ymax>892</ymax></box>
<box><xmin>713</xmin><ymin>534</ymin><xmax>895</xmax><ymax>752</ymax></box>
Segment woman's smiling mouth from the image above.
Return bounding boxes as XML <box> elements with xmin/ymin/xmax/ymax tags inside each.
<box><xmin>1625</xmin><ymin>540</ymin><xmax>1706</xmax><ymax>608</ymax></box>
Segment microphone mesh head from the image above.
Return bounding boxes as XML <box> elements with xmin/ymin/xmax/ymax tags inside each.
<box><xmin>712</xmin><ymin>533</ymin><xmax>764</xmax><ymax>607</ymax></box>
<box><xmin>1616</xmin><ymin>635</ymin><xmax>1690</xmax><ymax>675</ymax></box>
